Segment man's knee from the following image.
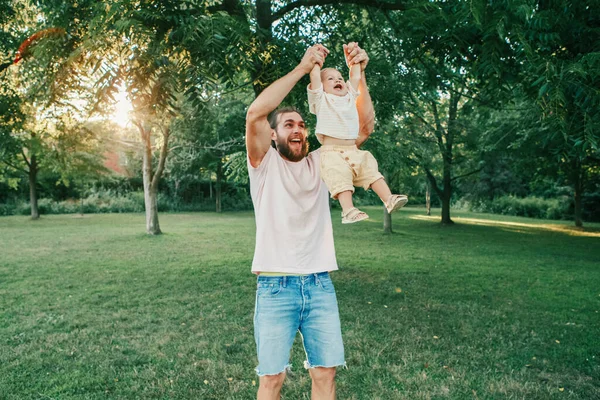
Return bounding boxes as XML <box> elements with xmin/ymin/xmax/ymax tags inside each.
<box><xmin>259</xmin><ymin>372</ymin><xmax>286</xmax><ymax>391</ymax></box>
<box><xmin>309</xmin><ymin>367</ymin><xmax>336</xmax><ymax>385</ymax></box>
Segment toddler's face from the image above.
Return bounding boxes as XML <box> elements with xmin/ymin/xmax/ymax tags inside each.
<box><xmin>321</xmin><ymin>68</ymin><xmax>347</xmax><ymax>97</ymax></box>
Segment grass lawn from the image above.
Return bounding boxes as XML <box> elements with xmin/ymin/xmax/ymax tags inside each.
<box><xmin>0</xmin><ymin>207</ymin><xmax>599</xmax><ymax>399</ymax></box>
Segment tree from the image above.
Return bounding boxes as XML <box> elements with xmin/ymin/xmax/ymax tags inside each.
<box><xmin>351</xmin><ymin>1</ymin><xmax>516</xmax><ymax>225</ymax></box>
<box><xmin>511</xmin><ymin>0</ymin><xmax>600</xmax><ymax>227</ymax></box>
<box><xmin>0</xmin><ymin>0</ymin><xmax>103</xmax><ymax>219</ymax></box>
<box><xmin>52</xmin><ymin>1</ymin><xmax>251</xmax><ymax>233</ymax></box>
<box><xmin>167</xmin><ymin>93</ymin><xmax>248</xmax><ymax>213</ymax></box>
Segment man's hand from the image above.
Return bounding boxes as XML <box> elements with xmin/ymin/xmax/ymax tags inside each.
<box><xmin>246</xmin><ymin>44</ymin><xmax>329</xmax><ymax>167</ymax></box>
<box><xmin>298</xmin><ymin>44</ymin><xmax>329</xmax><ymax>74</ymax></box>
<box><xmin>343</xmin><ymin>42</ymin><xmax>369</xmax><ymax>71</ymax></box>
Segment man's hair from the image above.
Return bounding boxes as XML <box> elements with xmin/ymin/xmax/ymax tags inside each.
<box><xmin>267</xmin><ymin>106</ymin><xmax>303</xmax><ymax>129</ymax></box>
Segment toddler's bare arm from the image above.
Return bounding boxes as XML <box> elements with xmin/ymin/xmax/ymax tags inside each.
<box><xmin>309</xmin><ymin>63</ymin><xmax>322</xmax><ymax>90</ymax></box>
<box><xmin>349</xmin><ymin>62</ymin><xmax>361</xmax><ymax>92</ymax></box>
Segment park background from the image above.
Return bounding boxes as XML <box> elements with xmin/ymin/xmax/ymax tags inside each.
<box><xmin>1</xmin><ymin>0</ymin><xmax>599</xmax><ymax>399</ymax></box>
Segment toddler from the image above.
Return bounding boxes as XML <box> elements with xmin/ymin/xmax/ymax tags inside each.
<box><xmin>308</xmin><ymin>44</ymin><xmax>408</xmax><ymax>223</ymax></box>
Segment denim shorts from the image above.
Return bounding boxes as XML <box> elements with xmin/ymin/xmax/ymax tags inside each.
<box><xmin>253</xmin><ymin>272</ymin><xmax>345</xmax><ymax>376</ymax></box>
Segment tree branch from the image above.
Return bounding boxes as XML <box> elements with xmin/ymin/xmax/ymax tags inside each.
<box><xmin>272</xmin><ymin>0</ymin><xmax>407</xmax><ymax>23</ymax></box>
<box><xmin>20</xmin><ymin>149</ymin><xmax>31</xmax><ymax>168</ymax></box>
<box><xmin>451</xmin><ymin>168</ymin><xmax>482</xmax><ymax>182</ymax></box>
<box><xmin>430</xmin><ymin>101</ymin><xmax>446</xmax><ymax>155</ymax></box>
<box><xmin>170</xmin><ymin>138</ymin><xmax>244</xmax><ymax>153</ymax></box>
<box><xmin>423</xmin><ymin>166</ymin><xmax>443</xmax><ymax>199</ymax></box>
<box><xmin>1</xmin><ymin>159</ymin><xmax>28</xmax><ymax>174</ymax></box>
<box><xmin>151</xmin><ymin>126</ymin><xmax>169</xmax><ymax>191</ymax></box>
<box><xmin>208</xmin><ymin>0</ymin><xmax>245</xmax><ymax>16</ymax></box>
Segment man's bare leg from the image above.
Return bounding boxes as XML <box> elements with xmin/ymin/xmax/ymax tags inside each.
<box><xmin>309</xmin><ymin>367</ymin><xmax>336</xmax><ymax>400</ymax></box>
<box><xmin>257</xmin><ymin>372</ymin><xmax>286</xmax><ymax>400</ymax></box>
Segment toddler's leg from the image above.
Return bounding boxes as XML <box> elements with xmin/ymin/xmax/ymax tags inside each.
<box><xmin>371</xmin><ymin>179</ymin><xmax>408</xmax><ymax>214</ymax></box>
<box><xmin>338</xmin><ymin>191</ymin><xmax>369</xmax><ymax>224</ymax></box>
<box><xmin>320</xmin><ymin>148</ymin><xmax>369</xmax><ymax>224</ymax></box>
<box><xmin>338</xmin><ymin>191</ymin><xmax>355</xmax><ymax>214</ymax></box>
<box><xmin>371</xmin><ymin>178</ymin><xmax>392</xmax><ymax>202</ymax></box>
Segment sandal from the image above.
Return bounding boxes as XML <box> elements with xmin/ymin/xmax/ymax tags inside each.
<box><xmin>385</xmin><ymin>195</ymin><xmax>408</xmax><ymax>214</ymax></box>
<box><xmin>341</xmin><ymin>208</ymin><xmax>369</xmax><ymax>224</ymax></box>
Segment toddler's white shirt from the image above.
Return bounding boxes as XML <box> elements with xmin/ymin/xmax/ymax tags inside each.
<box><xmin>307</xmin><ymin>83</ymin><xmax>360</xmax><ymax>143</ymax></box>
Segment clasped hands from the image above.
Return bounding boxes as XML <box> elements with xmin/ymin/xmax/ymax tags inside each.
<box><xmin>300</xmin><ymin>42</ymin><xmax>369</xmax><ymax>73</ymax></box>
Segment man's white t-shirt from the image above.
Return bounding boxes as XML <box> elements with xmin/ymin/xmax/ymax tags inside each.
<box><xmin>248</xmin><ymin>147</ymin><xmax>338</xmax><ymax>274</ymax></box>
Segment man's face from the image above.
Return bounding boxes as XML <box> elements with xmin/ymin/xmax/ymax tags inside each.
<box><xmin>271</xmin><ymin>112</ymin><xmax>308</xmax><ymax>162</ymax></box>
<box><xmin>321</xmin><ymin>68</ymin><xmax>347</xmax><ymax>97</ymax></box>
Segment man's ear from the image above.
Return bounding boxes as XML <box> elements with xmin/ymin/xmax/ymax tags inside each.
<box><xmin>270</xmin><ymin>129</ymin><xmax>277</xmax><ymax>141</ymax></box>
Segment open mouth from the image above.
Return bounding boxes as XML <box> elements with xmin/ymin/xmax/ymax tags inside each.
<box><xmin>334</xmin><ymin>83</ymin><xmax>343</xmax><ymax>90</ymax></box>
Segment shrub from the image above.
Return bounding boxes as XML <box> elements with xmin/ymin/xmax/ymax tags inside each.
<box><xmin>460</xmin><ymin>195</ymin><xmax>571</xmax><ymax>221</ymax></box>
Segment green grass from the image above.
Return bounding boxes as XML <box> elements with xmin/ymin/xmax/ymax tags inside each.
<box><xmin>1</xmin><ymin>207</ymin><xmax>599</xmax><ymax>399</ymax></box>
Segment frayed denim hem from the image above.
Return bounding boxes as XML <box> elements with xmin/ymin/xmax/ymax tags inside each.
<box><xmin>255</xmin><ymin>363</ymin><xmax>292</xmax><ymax>377</ymax></box>
<box><xmin>303</xmin><ymin>360</ymin><xmax>347</xmax><ymax>370</ymax></box>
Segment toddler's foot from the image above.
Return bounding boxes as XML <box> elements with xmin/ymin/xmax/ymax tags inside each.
<box><xmin>341</xmin><ymin>207</ymin><xmax>369</xmax><ymax>224</ymax></box>
<box><xmin>385</xmin><ymin>194</ymin><xmax>408</xmax><ymax>214</ymax></box>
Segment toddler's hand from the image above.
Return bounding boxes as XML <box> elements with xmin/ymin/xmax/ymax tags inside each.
<box><xmin>300</xmin><ymin>44</ymin><xmax>329</xmax><ymax>73</ymax></box>
<box><xmin>343</xmin><ymin>42</ymin><xmax>369</xmax><ymax>71</ymax></box>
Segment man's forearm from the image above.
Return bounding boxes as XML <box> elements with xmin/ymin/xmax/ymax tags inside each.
<box><xmin>356</xmin><ymin>70</ymin><xmax>375</xmax><ymax>146</ymax></box>
<box><xmin>247</xmin><ymin>66</ymin><xmax>307</xmax><ymax>121</ymax></box>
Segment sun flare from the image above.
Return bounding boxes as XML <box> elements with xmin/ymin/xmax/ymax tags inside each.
<box><xmin>111</xmin><ymin>89</ymin><xmax>133</xmax><ymax>127</ymax></box>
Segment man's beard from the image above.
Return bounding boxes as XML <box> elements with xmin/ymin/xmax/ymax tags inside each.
<box><xmin>275</xmin><ymin>136</ymin><xmax>309</xmax><ymax>162</ymax></box>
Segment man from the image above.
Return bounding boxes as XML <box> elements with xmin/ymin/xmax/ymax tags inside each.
<box><xmin>245</xmin><ymin>43</ymin><xmax>374</xmax><ymax>400</ymax></box>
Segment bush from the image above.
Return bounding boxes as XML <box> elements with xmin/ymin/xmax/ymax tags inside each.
<box><xmin>1</xmin><ymin>187</ymin><xmax>253</xmax><ymax>216</ymax></box>
<box><xmin>0</xmin><ymin>200</ymin><xmax>26</xmax><ymax>216</ymax></box>
<box><xmin>461</xmin><ymin>195</ymin><xmax>572</xmax><ymax>221</ymax></box>
<box><xmin>10</xmin><ymin>192</ymin><xmax>144</xmax><ymax>216</ymax></box>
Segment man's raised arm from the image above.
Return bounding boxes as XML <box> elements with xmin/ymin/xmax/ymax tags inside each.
<box><xmin>246</xmin><ymin>45</ymin><xmax>328</xmax><ymax>168</ymax></box>
<box><xmin>344</xmin><ymin>42</ymin><xmax>375</xmax><ymax>148</ymax></box>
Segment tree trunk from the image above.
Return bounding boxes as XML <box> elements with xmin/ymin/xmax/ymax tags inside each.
<box><xmin>142</xmin><ymin>140</ymin><xmax>161</xmax><ymax>235</ymax></box>
<box><xmin>382</xmin><ymin>172</ymin><xmax>392</xmax><ymax>233</ymax></box>
<box><xmin>430</xmin><ymin>93</ymin><xmax>457</xmax><ymax>225</ymax></box>
<box><xmin>441</xmin><ymin>168</ymin><xmax>453</xmax><ymax>225</ymax></box>
<box><xmin>215</xmin><ymin>160</ymin><xmax>223</xmax><ymax>213</ymax></box>
<box><xmin>425</xmin><ymin>181</ymin><xmax>431</xmax><ymax>216</ymax></box>
<box><xmin>424</xmin><ymin>168</ymin><xmax>447</xmax><ymax>225</ymax></box>
<box><xmin>139</xmin><ymin>122</ymin><xmax>162</xmax><ymax>235</ymax></box>
<box><xmin>574</xmin><ymin>187</ymin><xmax>583</xmax><ymax>228</ymax></box>
<box><xmin>441</xmin><ymin>190</ymin><xmax>452</xmax><ymax>225</ymax></box>
<box><xmin>440</xmin><ymin>92</ymin><xmax>458</xmax><ymax>225</ymax></box>
<box><xmin>383</xmin><ymin>207</ymin><xmax>392</xmax><ymax>234</ymax></box>
<box><xmin>253</xmin><ymin>0</ymin><xmax>274</xmax><ymax>95</ymax></box>
<box><xmin>29</xmin><ymin>154</ymin><xmax>39</xmax><ymax>220</ymax></box>
<box><xmin>573</xmin><ymin>158</ymin><xmax>584</xmax><ymax>228</ymax></box>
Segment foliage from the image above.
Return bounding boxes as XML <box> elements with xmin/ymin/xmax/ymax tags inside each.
<box><xmin>1</xmin><ymin>0</ymin><xmax>599</xmax><ymax>228</ymax></box>
<box><xmin>165</xmin><ymin>91</ymin><xmax>249</xmax><ymax>211</ymax></box>
<box><xmin>456</xmin><ymin>195</ymin><xmax>571</xmax><ymax>221</ymax></box>
<box><xmin>505</xmin><ymin>0</ymin><xmax>600</xmax><ymax>226</ymax></box>
<box><xmin>0</xmin><ymin>185</ymin><xmax>254</xmax><ymax>216</ymax></box>
<box><xmin>0</xmin><ymin>0</ymin><xmax>109</xmax><ymax>220</ymax></box>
